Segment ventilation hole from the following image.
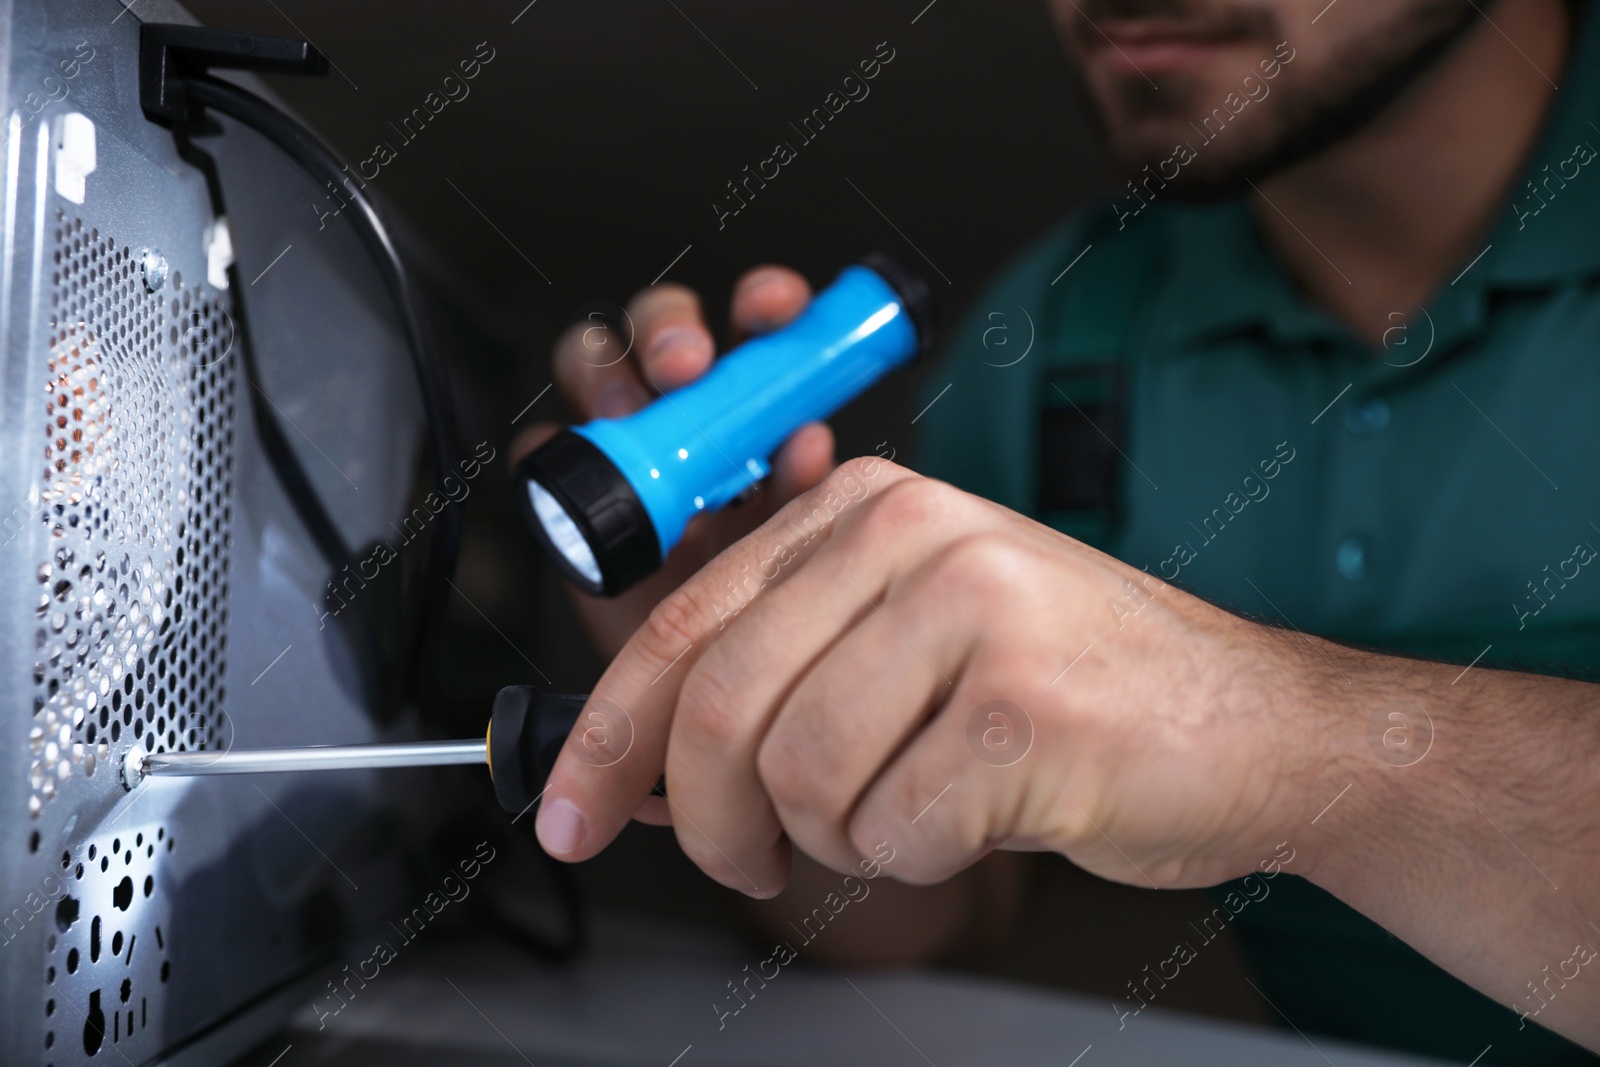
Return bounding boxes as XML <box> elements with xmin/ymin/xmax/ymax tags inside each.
<box><xmin>83</xmin><ymin>988</ymin><xmax>104</xmax><ymax>1055</ymax></box>
<box><xmin>54</xmin><ymin>895</ymin><xmax>77</xmax><ymax>933</ymax></box>
<box><xmin>111</xmin><ymin>930</ymin><xmax>123</xmax><ymax>956</ymax></box>
<box><xmin>65</xmin><ymin>948</ymin><xmax>78</xmax><ymax>974</ymax></box>
<box><xmin>90</xmin><ymin>915</ymin><xmax>100</xmax><ymax>962</ymax></box>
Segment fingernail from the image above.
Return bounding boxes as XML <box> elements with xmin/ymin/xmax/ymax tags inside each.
<box><xmin>647</xmin><ymin>326</ymin><xmax>711</xmax><ymax>369</ymax></box>
<box><xmin>595</xmin><ymin>381</ymin><xmax>647</xmax><ymax>419</ymax></box>
<box><xmin>536</xmin><ymin>797</ymin><xmax>588</xmax><ymax>856</ymax></box>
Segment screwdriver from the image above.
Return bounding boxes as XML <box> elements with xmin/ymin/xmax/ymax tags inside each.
<box><xmin>121</xmin><ymin>687</ymin><xmax>591</xmax><ymax>815</ymax></box>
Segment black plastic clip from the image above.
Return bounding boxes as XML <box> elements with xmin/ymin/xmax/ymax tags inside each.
<box><xmin>140</xmin><ymin>24</ymin><xmax>328</xmax><ymax>126</ymax></box>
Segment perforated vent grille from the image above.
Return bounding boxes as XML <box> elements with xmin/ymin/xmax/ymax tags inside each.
<box><xmin>43</xmin><ymin>825</ymin><xmax>175</xmax><ymax>1065</ymax></box>
<box><xmin>28</xmin><ymin>211</ymin><xmax>237</xmax><ymax>818</ymax></box>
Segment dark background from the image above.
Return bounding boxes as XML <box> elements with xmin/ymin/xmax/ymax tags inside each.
<box><xmin>183</xmin><ymin>0</ymin><xmax>1264</xmax><ymax>1025</ymax></box>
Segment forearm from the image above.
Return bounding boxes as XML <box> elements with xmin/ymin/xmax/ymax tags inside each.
<box><xmin>1294</xmin><ymin>639</ymin><xmax>1600</xmax><ymax>1048</ymax></box>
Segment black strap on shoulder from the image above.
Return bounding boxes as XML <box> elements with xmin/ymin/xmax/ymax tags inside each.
<box><xmin>1034</xmin><ymin>211</ymin><xmax>1172</xmax><ymax>545</ymax></box>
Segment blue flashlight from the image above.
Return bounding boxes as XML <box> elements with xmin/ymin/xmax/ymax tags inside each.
<box><xmin>516</xmin><ymin>254</ymin><xmax>934</xmax><ymax>596</ymax></box>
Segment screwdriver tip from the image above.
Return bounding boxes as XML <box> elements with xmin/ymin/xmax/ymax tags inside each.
<box><xmin>121</xmin><ymin>744</ymin><xmax>147</xmax><ymax>792</ymax></box>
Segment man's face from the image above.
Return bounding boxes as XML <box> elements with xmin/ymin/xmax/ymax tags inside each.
<box><xmin>1052</xmin><ymin>0</ymin><xmax>1484</xmax><ymax>197</ymax></box>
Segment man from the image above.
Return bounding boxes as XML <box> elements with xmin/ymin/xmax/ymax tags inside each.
<box><xmin>519</xmin><ymin>0</ymin><xmax>1600</xmax><ymax>1061</ymax></box>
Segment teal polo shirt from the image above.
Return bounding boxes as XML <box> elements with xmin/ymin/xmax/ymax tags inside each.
<box><xmin>917</xmin><ymin>9</ymin><xmax>1600</xmax><ymax>1066</ymax></box>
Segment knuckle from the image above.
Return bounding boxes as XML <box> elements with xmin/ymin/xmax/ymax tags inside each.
<box><xmin>827</xmin><ymin>454</ymin><xmax>887</xmax><ymax>491</ymax></box>
<box><xmin>856</xmin><ymin>476</ymin><xmax>958</xmax><ymax>536</ymax></box>
<box><xmin>808</xmin><ymin>456</ymin><xmax>888</xmax><ymax>512</ymax></box>
<box><xmin>676</xmin><ymin>661</ymin><xmax>747</xmax><ymax>751</ymax></box>
<box><xmin>929</xmin><ymin>532</ymin><xmax>1033</xmax><ymax>595</ymax></box>
<box><xmin>639</xmin><ymin>589</ymin><xmax>705</xmax><ymax>666</ymax></box>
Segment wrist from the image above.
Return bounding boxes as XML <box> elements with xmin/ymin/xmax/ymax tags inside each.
<box><xmin>1276</xmin><ymin>640</ymin><xmax>1590</xmax><ymax>898</ymax></box>
<box><xmin>1247</xmin><ymin>626</ymin><xmax>1399</xmax><ymax>887</ymax></box>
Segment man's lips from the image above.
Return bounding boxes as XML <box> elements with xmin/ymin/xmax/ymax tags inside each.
<box><xmin>1082</xmin><ymin>19</ymin><xmax>1247</xmax><ymax>74</ymax></box>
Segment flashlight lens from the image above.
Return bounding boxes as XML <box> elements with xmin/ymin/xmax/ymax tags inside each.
<box><xmin>528</xmin><ymin>480</ymin><xmax>603</xmax><ymax>588</ymax></box>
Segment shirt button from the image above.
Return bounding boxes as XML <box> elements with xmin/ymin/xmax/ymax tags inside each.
<box><xmin>1343</xmin><ymin>397</ymin><xmax>1391</xmax><ymax>436</ymax></box>
<box><xmin>1335</xmin><ymin>536</ymin><xmax>1370</xmax><ymax>582</ymax></box>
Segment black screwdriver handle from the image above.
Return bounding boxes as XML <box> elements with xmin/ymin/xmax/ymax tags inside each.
<box><xmin>488</xmin><ymin>687</ymin><xmax>588</xmax><ymax>814</ymax></box>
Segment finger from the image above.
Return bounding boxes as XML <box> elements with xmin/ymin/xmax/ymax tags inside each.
<box><xmin>633</xmin><ymin>795</ymin><xmax>671</xmax><ymax>825</ymax></box>
<box><xmin>659</xmin><ymin>477</ymin><xmax>991</xmax><ymax>886</ymax></box>
<box><xmin>848</xmin><ymin>678</ymin><xmax>1024</xmax><ymax>887</ymax></box>
<box><xmin>627</xmin><ymin>284</ymin><xmax>715</xmax><ymax>392</ymax></box>
<box><xmin>767</xmin><ymin>421</ymin><xmax>834</xmax><ymax>504</ymax></box>
<box><xmin>534</xmin><ymin>456</ymin><xmax>917</xmax><ymax>866</ymax></box>
<box><xmin>552</xmin><ymin>317</ymin><xmax>651</xmax><ymax>420</ymax></box>
<box><xmin>759</xmin><ymin>574</ymin><xmax>970</xmax><ymax>872</ymax></box>
<box><xmin>729</xmin><ymin>266</ymin><xmax>811</xmax><ymax>345</ymax></box>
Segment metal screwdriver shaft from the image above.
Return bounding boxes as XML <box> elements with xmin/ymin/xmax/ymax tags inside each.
<box><xmin>138</xmin><ymin>739</ymin><xmax>487</xmax><ymax>778</ymax></box>
<box><xmin>118</xmin><ymin>688</ymin><xmax>591</xmax><ymax>813</ymax></box>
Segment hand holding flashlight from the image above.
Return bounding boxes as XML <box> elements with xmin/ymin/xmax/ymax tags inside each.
<box><xmin>514</xmin><ymin>259</ymin><xmax>931</xmax><ymax>648</ymax></box>
<box><xmin>514</xmin><ymin>267</ymin><xmax>831</xmax><ymax>657</ymax></box>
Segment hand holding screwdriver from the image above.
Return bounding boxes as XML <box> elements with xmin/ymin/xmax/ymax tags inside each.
<box><xmin>124</xmin><ymin>687</ymin><xmax>589</xmax><ymax>815</ymax></box>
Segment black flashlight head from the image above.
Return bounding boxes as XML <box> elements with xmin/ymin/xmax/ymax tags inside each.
<box><xmin>515</xmin><ymin>429</ymin><xmax>661</xmax><ymax>597</ymax></box>
<box><xmin>861</xmin><ymin>251</ymin><xmax>937</xmax><ymax>359</ymax></box>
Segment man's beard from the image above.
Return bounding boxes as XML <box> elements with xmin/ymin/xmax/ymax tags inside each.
<box><xmin>1079</xmin><ymin>0</ymin><xmax>1489</xmax><ymax>201</ymax></box>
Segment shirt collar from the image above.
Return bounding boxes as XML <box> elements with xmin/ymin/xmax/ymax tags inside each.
<box><xmin>1157</xmin><ymin>200</ymin><xmax>1349</xmax><ymax>347</ymax></box>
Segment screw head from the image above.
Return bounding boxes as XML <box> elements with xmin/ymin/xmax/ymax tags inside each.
<box><xmin>138</xmin><ymin>248</ymin><xmax>168</xmax><ymax>293</ymax></box>
<box><xmin>120</xmin><ymin>745</ymin><xmax>147</xmax><ymax>791</ymax></box>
